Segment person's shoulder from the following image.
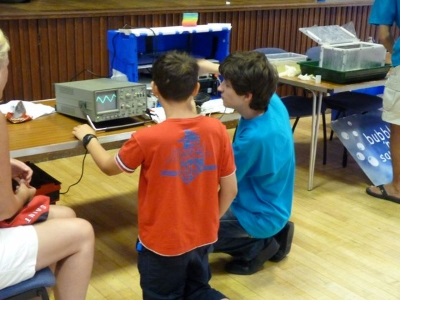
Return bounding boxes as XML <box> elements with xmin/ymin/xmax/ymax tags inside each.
<box><xmin>237</xmin><ymin>120</ymin><xmax>264</xmax><ymax>141</ymax></box>
<box><xmin>269</xmin><ymin>94</ymin><xmax>288</xmax><ymax>115</ymax></box>
<box><xmin>199</xmin><ymin>115</ymin><xmax>225</xmax><ymax>126</ymax></box>
<box><xmin>131</xmin><ymin>123</ymin><xmax>157</xmax><ymax>139</ymax></box>
<box><xmin>270</xmin><ymin>93</ymin><xmax>282</xmax><ymax>104</ymax></box>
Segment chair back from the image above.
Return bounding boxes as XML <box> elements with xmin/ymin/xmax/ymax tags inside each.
<box><xmin>306</xmin><ymin>46</ymin><xmax>321</xmax><ymax>61</ymax></box>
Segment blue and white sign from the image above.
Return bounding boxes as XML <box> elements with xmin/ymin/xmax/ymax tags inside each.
<box><xmin>331</xmin><ymin>110</ymin><xmax>393</xmax><ymax>186</ymax></box>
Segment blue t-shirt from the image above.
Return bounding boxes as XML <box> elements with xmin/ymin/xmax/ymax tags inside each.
<box><xmin>369</xmin><ymin>0</ymin><xmax>400</xmax><ymax>67</ymax></box>
<box><xmin>231</xmin><ymin>93</ymin><xmax>295</xmax><ymax>238</ymax></box>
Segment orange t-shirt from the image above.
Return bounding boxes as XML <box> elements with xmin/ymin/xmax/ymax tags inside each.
<box><xmin>116</xmin><ymin>116</ymin><xmax>235</xmax><ymax>256</ymax></box>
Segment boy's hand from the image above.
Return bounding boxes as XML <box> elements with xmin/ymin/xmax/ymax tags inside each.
<box><xmin>72</xmin><ymin>124</ymin><xmax>96</xmax><ymax>141</ymax></box>
<box><xmin>10</xmin><ymin>158</ymin><xmax>33</xmax><ymax>185</ymax></box>
<box><xmin>14</xmin><ymin>179</ymin><xmax>36</xmax><ymax>205</ymax></box>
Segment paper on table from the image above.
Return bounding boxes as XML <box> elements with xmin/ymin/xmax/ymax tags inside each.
<box><xmin>148</xmin><ymin>107</ymin><xmax>166</xmax><ymax>123</ymax></box>
<box><xmin>148</xmin><ymin>99</ymin><xmax>234</xmax><ymax>123</ymax></box>
<box><xmin>199</xmin><ymin>98</ymin><xmax>234</xmax><ymax>115</ymax></box>
<box><xmin>0</xmin><ymin>100</ymin><xmax>55</xmax><ymax>119</ymax></box>
<box><xmin>298</xmin><ymin>74</ymin><xmax>314</xmax><ymax>81</ymax></box>
<box><xmin>278</xmin><ymin>65</ymin><xmax>299</xmax><ymax>77</ymax></box>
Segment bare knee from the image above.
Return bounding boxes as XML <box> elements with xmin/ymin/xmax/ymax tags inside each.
<box><xmin>79</xmin><ymin>218</ymin><xmax>95</xmax><ymax>245</ymax></box>
<box><xmin>34</xmin><ymin>217</ymin><xmax>94</xmax><ymax>270</ymax></box>
<box><xmin>48</xmin><ymin>205</ymin><xmax>76</xmax><ymax>219</ymax></box>
<box><xmin>68</xmin><ymin>217</ymin><xmax>95</xmax><ymax>248</ymax></box>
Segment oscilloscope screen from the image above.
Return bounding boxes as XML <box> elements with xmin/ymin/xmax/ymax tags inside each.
<box><xmin>95</xmin><ymin>90</ymin><xmax>119</xmax><ymax>114</ymax></box>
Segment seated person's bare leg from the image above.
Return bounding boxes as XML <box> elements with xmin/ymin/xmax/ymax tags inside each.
<box><xmin>34</xmin><ymin>205</ymin><xmax>95</xmax><ymax>300</ymax></box>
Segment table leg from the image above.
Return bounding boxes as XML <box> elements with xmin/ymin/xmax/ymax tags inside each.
<box><xmin>308</xmin><ymin>91</ymin><xmax>323</xmax><ymax>191</ymax></box>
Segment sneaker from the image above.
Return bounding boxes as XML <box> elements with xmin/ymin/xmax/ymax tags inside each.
<box><xmin>225</xmin><ymin>239</ymin><xmax>280</xmax><ymax>275</ymax></box>
<box><xmin>269</xmin><ymin>221</ymin><xmax>294</xmax><ymax>262</ymax></box>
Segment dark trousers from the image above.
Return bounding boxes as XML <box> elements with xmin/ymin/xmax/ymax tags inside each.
<box><xmin>212</xmin><ymin>209</ymin><xmax>271</xmax><ymax>261</ymax></box>
<box><xmin>137</xmin><ymin>242</ymin><xmax>226</xmax><ymax>300</ymax></box>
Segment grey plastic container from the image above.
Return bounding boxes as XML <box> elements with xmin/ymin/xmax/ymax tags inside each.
<box><xmin>299</xmin><ymin>25</ymin><xmax>386</xmax><ymax>71</ymax></box>
<box><xmin>266</xmin><ymin>52</ymin><xmax>308</xmax><ymax>75</ymax></box>
<box><xmin>266</xmin><ymin>52</ymin><xmax>308</xmax><ymax>64</ymax></box>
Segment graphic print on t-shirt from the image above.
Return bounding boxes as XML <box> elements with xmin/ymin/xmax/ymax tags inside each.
<box><xmin>161</xmin><ymin>130</ymin><xmax>216</xmax><ymax>183</ymax></box>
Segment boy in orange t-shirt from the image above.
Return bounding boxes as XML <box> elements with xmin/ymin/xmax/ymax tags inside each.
<box><xmin>73</xmin><ymin>51</ymin><xmax>237</xmax><ymax>299</ymax></box>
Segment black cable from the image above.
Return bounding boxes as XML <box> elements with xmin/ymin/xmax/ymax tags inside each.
<box><xmin>69</xmin><ymin>69</ymin><xmax>104</xmax><ymax>82</ymax></box>
<box><xmin>60</xmin><ymin>149</ymin><xmax>88</xmax><ymax>195</ymax></box>
<box><xmin>147</xmin><ymin>27</ymin><xmax>158</xmax><ymax>59</ymax></box>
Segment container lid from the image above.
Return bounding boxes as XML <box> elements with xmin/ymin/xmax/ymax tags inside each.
<box><xmin>266</xmin><ymin>53</ymin><xmax>308</xmax><ymax>62</ymax></box>
<box><xmin>299</xmin><ymin>25</ymin><xmax>360</xmax><ymax>45</ymax></box>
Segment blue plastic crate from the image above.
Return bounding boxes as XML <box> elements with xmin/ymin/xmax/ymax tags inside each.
<box><xmin>108</xmin><ymin>25</ymin><xmax>231</xmax><ymax>82</ymax></box>
<box><xmin>353</xmin><ymin>86</ymin><xmax>384</xmax><ymax>95</ymax></box>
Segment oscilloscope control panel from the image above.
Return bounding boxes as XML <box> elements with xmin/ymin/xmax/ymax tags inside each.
<box><xmin>55</xmin><ymin>78</ymin><xmax>147</xmax><ymax>122</ymax></box>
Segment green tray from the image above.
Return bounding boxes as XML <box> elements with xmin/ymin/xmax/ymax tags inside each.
<box><xmin>299</xmin><ymin>61</ymin><xmax>391</xmax><ymax>84</ymax></box>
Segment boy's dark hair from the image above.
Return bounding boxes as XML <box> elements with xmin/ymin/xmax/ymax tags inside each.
<box><xmin>219</xmin><ymin>51</ymin><xmax>278</xmax><ymax>111</ymax></box>
<box><xmin>12</xmin><ymin>179</ymin><xmax>18</xmax><ymax>191</ymax></box>
<box><xmin>152</xmin><ymin>51</ymin><xmax>199</xmax><ymax>102</ymax></box>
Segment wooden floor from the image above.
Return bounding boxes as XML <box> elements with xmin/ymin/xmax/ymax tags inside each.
<box><xmin>35</xmin><ymin>114</ymin><xmax>400</xmax><ymax>300</ymax></box>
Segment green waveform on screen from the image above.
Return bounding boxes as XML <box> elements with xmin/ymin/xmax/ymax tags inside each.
<box><xmin>96</xmin><ymin>94</ymin><xmax>117</xmax><ymax>104</ymax></box>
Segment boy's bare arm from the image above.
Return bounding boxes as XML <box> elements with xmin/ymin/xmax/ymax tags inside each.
<box><xmin>218</xmin><ymin>172</ymin><xmax>238</xmax><ymax>218</ymax></box>
<box><xmin>197</xmin><ymin>59</ymin><xmax>220</xmax><ymax>75</ymax></box>
<box><xmin>72</xmin><ymin>124</ymin><xmax>122</xmax><ymax>176</ymax></box>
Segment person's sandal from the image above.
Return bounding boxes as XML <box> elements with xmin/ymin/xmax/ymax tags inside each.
<box><xmin>366</xmin><ymin>185</ymin><xmax>400</xmax><ymax>204</ymax></box>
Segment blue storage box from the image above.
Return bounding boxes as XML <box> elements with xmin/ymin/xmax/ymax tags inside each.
<box><xmin>353</xmin><ymin>86</ymin><xmax>385</xmax><ymax>96</ymax></box>
<box><xmin>108</xmin><ymin>24</ymin><xmax>232</xmax><ymax>82</ymax></box>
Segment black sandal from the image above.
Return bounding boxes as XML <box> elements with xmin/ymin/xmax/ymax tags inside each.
<box><xmin>366</xmin><ymin>185</ymin><xmax>400</xmax><ymax>204</ymax></box>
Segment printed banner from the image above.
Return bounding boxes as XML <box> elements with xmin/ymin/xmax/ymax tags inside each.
<box><xmin>330</xmin><ymin>110</ymin><xmax>393</xmax><ymax>186</ymax></box>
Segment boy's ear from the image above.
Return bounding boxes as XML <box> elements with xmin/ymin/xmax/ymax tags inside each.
<box><xmin>192</xmin><ymin>82</ymin><xmax>200</xmax><ymax>97</ymax></box>
<box><xmin>244</xmin><ymin>92</ymin><xmax>253</xmax><ymax>104</ymax></box>
<box><xmin>152</xmin><ymin>83</ymin><xmax>159</xmax><ymax>97</ymax></box>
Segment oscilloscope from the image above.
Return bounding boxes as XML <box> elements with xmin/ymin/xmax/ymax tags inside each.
<box><xmin>55</xmin><ymin>78</ymin><xmax>147</xmax><ymax>124</ymax></box>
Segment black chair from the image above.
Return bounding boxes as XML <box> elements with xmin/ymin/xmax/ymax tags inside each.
<box><xmin>305</xmin><ymin>46</ymin><xmax>321</xmax><ymax>62</ymax></box>
<box><xmin>281</xmin><ymin>95</ymin><xmax>328</xmax><ymax>163</ymax></box>
<box><xmin>0</xmin><ymin>267</ymin><xmax>55</xmax><ymax>300</ymax></box>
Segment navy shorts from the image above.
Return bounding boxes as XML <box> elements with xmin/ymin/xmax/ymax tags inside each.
<box><xmin>137</xmin><ymin>241</ymin><xmax>226</xmax><ymax>300</ymax></box>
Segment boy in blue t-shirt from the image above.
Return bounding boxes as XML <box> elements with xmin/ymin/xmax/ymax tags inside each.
<box><xmin>199</xmin><ymin>51</ymin><xmax>296</xmax><ymax>275</ymax></box>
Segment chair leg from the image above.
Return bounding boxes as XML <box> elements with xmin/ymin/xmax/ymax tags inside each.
<box><xmin>339</xmin><ymin>111</ymin><xmax>348</xmax><ymax>167</ymax></box>
<box><xmin>322</xmin><ymin>112</ymin><xmax>327</xmax><ymax>165</ymax></box>
<box><xmin>291</xmin><ymin>117</ymin><xmax>299</xmax><ymax>133</ymax></box>
<box><xmin>329</xmin><ymin>110</ymin><xmax>341</xmax><ymax>141</ymax></box>
<box><xmin>342</xmin><ymin>148</ymin><xmax>348</xmax><ymax>168</ymax></box>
